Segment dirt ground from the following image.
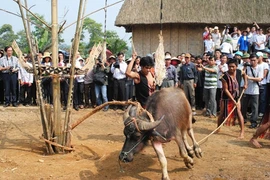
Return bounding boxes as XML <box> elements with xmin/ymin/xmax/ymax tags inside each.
<box><xmin>0</xmin><ymin>106</ymin><xmax>269</xmax><ymax>180</ymax></box>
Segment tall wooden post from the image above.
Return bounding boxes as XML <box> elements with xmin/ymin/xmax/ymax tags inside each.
<box><xmin>51</xmin><ymin>0</ymin><xmax>62</xmax><ymax>152</ymax></box>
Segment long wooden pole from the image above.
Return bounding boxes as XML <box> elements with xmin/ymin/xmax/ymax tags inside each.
<box><xmin>51</xmin><ymin>0</ymin><xmax>62</xmax><ymax>153</ymax></box>
<box><xmin>17</xmin><ymin>0</ymin><xmax>54</xmax><ymax>154</ymax></box>
<box><xmin>63</xmin><ymin>0</ymin><xmax>85</xmax><ymax>147</ymax></box>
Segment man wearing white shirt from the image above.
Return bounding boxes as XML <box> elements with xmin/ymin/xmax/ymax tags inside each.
<box><xmin>111</xmin><ymin>52</ymin><xmax>127</xmax><ymax>110</ymax></box>
<box><xmin>256</xmin><ymin>52</ymin><xmax>269</xmax><ymax>117</ymax></box>
<box><xmin>216</xmin><ymin>55</ymin><xmax>228</xmax><ymax>112</ymax></box>
<box><xmin>254</xmin><ymin>29</ymin><xmax>266</xmax><ymax>52</ymax></box>
<box><xmin>241</xmin><ymin>54</ymin><xmax>264</xmax><ymax>128</ymax></box>
<box><xmin>19</xmin><ymin>54</ymin><xmax>33</xmax><ymax>106</ymax></box>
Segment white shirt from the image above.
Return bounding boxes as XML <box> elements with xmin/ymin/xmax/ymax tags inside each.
<box><xmin>204</xmin><ymin>39</ymin><xmax>214</xmax><ymax>52</ymax></box>
<box><xmin>211</xmin><ymin>32</ymin><xmax>221</xmax><ymax>46</ymax></box>
<box><xmin>220</xmin><ymin>42</ymin><xmax>233</xmax><ymax>54</ymax></box>
<box><xmin>18</xmin><ymin>62</ymin><xmax>33</xmax><ymax>83</ymax></box>
<box><xmin>217</xmin><ymin>63</ymin><xmax>228</xmax><ymax>88</ymax></box>
<box><xmin>258</xmin><ymin>62</ymin><xmax>269</xmax><ymax>85</ymax></box>
<box><xmin>245</xmin><ymin>65</ymin><xmax>263</xmax><ymax>95</ymax></box>
<box><xmin>267</xmin><ymin>63</ymin><xmax>270</xmax><ymax>83</ymax></box>
<box><xmin>111</xmin><ymin>61</ymin><xmax>127</xmax><ymax>80</ymax></box>
<box><xmin>254</xmin><ymin>34</ymin><xmax>266</xmax><ymax>50</ymax></box>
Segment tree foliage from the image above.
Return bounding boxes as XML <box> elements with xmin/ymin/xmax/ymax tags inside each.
<box><xmin>81</xmin><ymin>17</ymin><xmax>128</xmax><ymax>56</ymax></box>
<box><xmin>0</xmin><ymin>24</ymin><xmax>18</xmax><ymax>49</ymax></box>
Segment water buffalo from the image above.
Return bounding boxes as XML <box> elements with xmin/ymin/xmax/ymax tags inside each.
<box><xmin>119</xmin><ymin>87</ymin><xmax>202</xmax><ymax>180</ymax></box>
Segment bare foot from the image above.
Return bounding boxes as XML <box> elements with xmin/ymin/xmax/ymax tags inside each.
<box><xmin>250</xmin><ymin>138</ymin><xmax>262</xmax><ymax>148</ymax></box>
<box><xmin>238</xmin><ymin>133</ymin><xmax>244</xmax><ymax>139</ymax></box>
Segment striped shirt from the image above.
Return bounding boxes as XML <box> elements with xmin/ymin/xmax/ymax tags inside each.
<box><xmin>0</xmin><ymin>55</ymin><xmax>19</xmax><ymax>73</ymax></box>
<box><xmin>204</xmin><ymin>65</ymin><xmax>218</xmax><ymax>89</ymax></box>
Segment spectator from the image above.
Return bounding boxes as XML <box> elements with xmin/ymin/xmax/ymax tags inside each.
<box><xmin>0</xmin><ymin>46</ymin><xmax>20</xmax><ymax>107</ymax></box>
<box><xmin>231</xmin><ymin>27</ymin><xmax>241</xmax><ymax>52</ymax></box>
<box><xmin>201</xmin><ymin>56</ymin><xmax>218</xmax><ymax>117</ymax></box>
<box><xmin>217</xmin><ymin>59</ymin><xmax>246</xmax><ymax>138</ymax></box>
<box><xmin>216</xmin><ymin>55</ymin><xmax>228</xmax><ymax>112</ymax></box>
<box><xmin>214</xmin><ymin>49</ymin><xmax>222</xmax><ymax>65</ymax></box>
<box><xmin>212</xmin><ymin>26</ymin><xmax>221</xmax><ymax>50</ymax></box>
<box><xmin>107</xmin><ymin>55</ymin><xmax>116</xmax><ymax>103</ymax></box>
<box><xmin>73</xmin><ymin>53</ymin><xmax>85</xmax><ymax>110</ymax></box>
<box><xmin>220</xmin><ymin>38</ymin><xmax>233</xmax><ymax>57</ymax></box>
<box><xmin>256</xmin><ymin>52</ymin><xmax>269</xmax><ymax>117</ymax></box>
<box><xmin>195</xmin><ymin>56</ymin><xmax>205</xmax><ymax>110</ymax></box>
<box><xmin>125</xmin><ymin>58</ymin><xmax>134</xmax><ymax>101</ymax></box>
<box><xmin>203</xmin><ymin>26</ymin><xmax>210</xmax><ymax>40</ymax></box>
<box><xmin>265</xmin><ymin>27</ymin><xmax>270</xmax><ymax>52</ymax></box>
<box><xmin>58</xmin><ymin>52</ymin><xmax>69</xmax><ymax>110</ymax></box>
<box><xmin>204</xmin><ymin>34</ymin><xmax>215</xmax><ymax>53</ymax></box>
<box><xmin>111</xmin><ymin>52</ymin><xmax>127</xmax><ymax>110</ymax></box>
<box><xmin>41</xmin><ymin>52</ymin><xmax>53</xmax><ymax>104</ymax></box>
<box><xmin>161</xmin><ymin>55</ymin><xmax>178</xmax><ymax>88</ymax></box>
<box><xmin>126</xmin><ymin>54</ymin><xmax>155</xmax><ymax>108</ymax></box>
<box><xmin>253</xmin><ymin>28</ymin><xmax>266</xmax><ymax>53</ymax></box>
<box><xmin>93</xmin><ymin>58</ymin><xmax>110</xmax><ymax>111</ymax></box>
<box><xmin>84</xmin><ymin>68</ymin><xmax>96</xmax><ymax>108</ymax></box>
<box><xmin>0</xmin><ymin>49</ymin><xmax>4</xmax><ymax>104</ymax></box>
<box><xmin>180</xmin><ymin>53</ymin><xmax>197</xmax><ymax>114</ymax></box>
<box><xmin>18</xmin><ymin>54</ymin><xmax>33</xmax><ymax>106</ymax></box>
<box><xmin>237</xmin><ymin>30</ymin><xmax>249</xmax><ymax>53</ymax></box>
<box><xmin>241</xmin><ymin>54</ymin><xmax>263</xmax><ymax>129</ymax></box>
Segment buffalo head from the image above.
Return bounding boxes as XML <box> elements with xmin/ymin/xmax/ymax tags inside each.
<box><xmin>119</xmin><ymin>105</ymin><xmax>162</xmax><ymax>163</ymax></box>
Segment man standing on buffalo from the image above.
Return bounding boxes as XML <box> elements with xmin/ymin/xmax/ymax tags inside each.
<box><xmin>0</xmin><ymin>46</ymin><xmax>20</xmax><ymax>107</ymax></box>
<box><xmin>126</xmin><ymin>54</ymin><xmax>155</xmax><ymax>108</ymax></box>
<box><xmin>180</xmin><ymin>53</ymin><xmax>198</xmax><ymax>114</ymax></box>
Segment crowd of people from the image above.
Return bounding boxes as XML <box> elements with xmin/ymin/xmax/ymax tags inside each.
<box><xmin>0</xmin><ymin>23</ymin><xmax>270</xmax><ymax>147</ymax></box>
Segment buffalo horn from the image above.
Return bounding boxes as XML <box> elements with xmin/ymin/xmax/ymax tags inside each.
<box><xmin>123</xmin><ymin>105</ymin><xmax>132</xmax><ymax>120</ymax></box>
<box><xmin>138</xmin><ymin>115</ymin><xmax>165</xmax><ymax>131</ymax></box>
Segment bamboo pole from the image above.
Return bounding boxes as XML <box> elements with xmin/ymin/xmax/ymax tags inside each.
<box><xmin>63</xmin><ymin>0</ymin><xmax>85</xmax><ymax>148</ymax></box>
<box><xmin>17</xmin><ymin>0</ymin><xmax>54</xmax><ymax>154</ymax></box>
<box><xmin>51</xmin><ymin>0</ymin><xmax>62</xmax><ymax>153</ymax></box>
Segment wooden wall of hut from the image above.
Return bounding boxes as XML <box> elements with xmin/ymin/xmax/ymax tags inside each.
<box><xmin>132</xmin><ymin>24</ymin><xmax>205</xmax><ymax>57</ymax></box>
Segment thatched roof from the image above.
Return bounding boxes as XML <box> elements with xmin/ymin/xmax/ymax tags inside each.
<box><xmin>115</xmin><ymin>0</ymin><xmax>270</xmax><ymax>28</ymax></box>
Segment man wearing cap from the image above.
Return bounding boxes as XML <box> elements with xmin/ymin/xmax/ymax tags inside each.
<box><xmin>0</xmin><ymin>46</ymin><xmax>20</xmax><ymax>107</ymax></box>
<box><xmin>180</xmin><ymin>53</ymin><xmax>198</xmax><ymax>113</ymax></box>
<box><xmin>161</xmin><ymin>55</ymin><xmax>178</xmax><ymax>88</ymax></box>
<box><xmin>212</xmin><ymin>26</ymin><xmax>221</xmax><ymax>50</ymax></box>
<box><xmin>220</xmin><ymin>38</ymin><xmax>233</xmax><ymax>56</ymax></box>
<box><xmin>234</xmin><ymin>51</ymin><xmax>243</xmax><ymax>65</ymax></box>
<box><xmin>237</xmin><ymin>30</ymin><xmax>249</xmax><ymax>53</ymax></box>
<box><xmin>256</xmin><ymin>52</ymin><xmax>269</xmax><ymax>117</ymax></box>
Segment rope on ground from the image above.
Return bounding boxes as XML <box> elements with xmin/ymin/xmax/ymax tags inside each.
<box><xmin>197</xmin><ymin>89</ymin><xmax>245</xmax><ymax>145</ymax></box>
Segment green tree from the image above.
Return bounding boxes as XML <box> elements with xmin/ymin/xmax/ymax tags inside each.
<box><xmin>81</xmin><ymin>18</ymin><xmax>128</xmax><ymax>56</ymax></box>
<box><xmin>17</xmin><ymin>30</ymin><xmax>29</xmax><ymax>53</ymax></box>
<box><xmin>0</xmin><ymin>24</ymin><xmax>18</xmax><ymax>49</ymax></box>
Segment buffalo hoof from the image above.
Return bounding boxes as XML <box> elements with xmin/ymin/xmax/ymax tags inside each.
<box><xmin>184</xmin><ymin>156</ymin><xmax>194</xmax><ymax>169</ymax></box>
<box><xmin>193</xmin><ymin>144</ymin><xmax>202</xmax><ymax>158</ymax></box>
<box><xmin>162</xmin><ymin>176</ymin><xmax>170</xmax><ymax>180</ymax></box>
<box><xmin>187</xmin><ymin>148</ymin><xmax>195</xmax><ymax>158</ymax></box>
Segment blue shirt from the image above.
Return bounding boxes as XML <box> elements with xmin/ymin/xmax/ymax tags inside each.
<box><xmin>238</xmin><ymin>35</ymin><xmax>249</xmax><ymax>51</ymax></box>
<box><xmin>180</xmin><ymin>62</ymin><xmax>198</xmax><ymax>84</ymax></box>
<box><xmin>0</xmin><ymin>55</ymin><xmax>19</xmax><ymax>73</ymax></box>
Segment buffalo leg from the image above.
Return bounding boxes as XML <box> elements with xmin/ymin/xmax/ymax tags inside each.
<box><xmin>175</xmin><ymin>131</ymin><xmax>194</xmax><ymax>169</ymax></box>
<box><xmin>181</xmin><ymin>129</ymin><xmax>195</xmax><ymax>158</ymax></box>
<box><xmin>151</xmin><ymin>141</ymin><xmax>170</xmax><ymax>180</ymax></box>
<box><xmin>187</xmin><ymin>127</ymin><xmax>202</xmax><ymax>158</ymax></box>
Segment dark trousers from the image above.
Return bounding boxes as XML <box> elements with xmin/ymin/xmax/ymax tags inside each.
<box><xmin>84</xmin><ymin>83</ymin><xmax>96</xmax><ymax>107</ymax></box>
<box><xmin>73</xmin><ymin>80</ymin><xmax>84</xmax><ymax>106</ymax></box>
<box><xmin>125</xmin><ymin>79</ymin><xmax>133</xmax><ymax>101</ymax></box>
<box><xmin>20</xmin><ymin>84</ymin><xmax>31</xmax><ymax>105</ymax></box>
<box><xmin>2</xmin><ymin>73</ymin><xmax>18</xmax><ymax>104</ymax></box>
<box><xmin>242</xmin><ymin>94</ymin><xmax>259</xmax><ymax>125</ymax></box>
<box><xmin>41</xmin><ymin>77</ymin><xmax>52</xmax><ymax>104</ymax></box>
<box><xmin>60</xmin><ymin>79</ymin><xmax>69</xmax><ymax>106</ymax></box>
<box><xmin>259</xmin><ymin>85</ymin><xmax>267</xmax><ymax>114</ymax></box>
<box><xmin>107</xmin><ymin>80</ymin><xmax>114</xmax><ymax>102</ymax></box>
<box><xmin>216</xmin><ymin>88</ymin><xmax>222</xmax><ymax>112</ymax></box>
<box><xmin>0</xmin><ymin>78</ymin><xmax>4</xmax><ymax>103</ymax></box>
<box><xmin>195</xmin><ymin>86</ymin><xmax>204</xmax><ymax>109</ymax></box>
<box><xmin>30</xmin><ymin>77</ymin><xmax>37</xmax><ymax>104</ymax></box>
<box><xmin>113</xmin><ymin>78</ymin><xmax>126</xmax><ymax>102</ymax></box>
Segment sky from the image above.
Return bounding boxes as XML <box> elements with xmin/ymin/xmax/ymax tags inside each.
<box><xmin>0</xmin><ymin>0</ymin><xmax>130</xmax><ymax>45</ymax></box>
